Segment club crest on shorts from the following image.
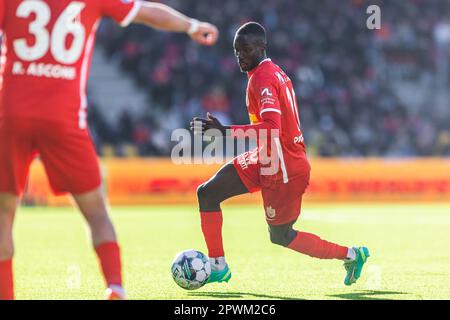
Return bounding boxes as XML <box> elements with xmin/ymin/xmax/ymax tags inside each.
<box><xmin>266</xmin><ymin>205</ymin><xmax>276</xmax><ymax>219</ymax></box>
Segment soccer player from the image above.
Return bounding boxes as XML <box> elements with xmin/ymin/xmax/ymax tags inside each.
<box><xmin>191</xmin><ymin>22</ymin><xmax>369</xmax><ymax>286</ymax></box>
<box><xmin>0</xmin><ymin>0</ymin><xmax>218</xmax><ymax>300</ymax></box>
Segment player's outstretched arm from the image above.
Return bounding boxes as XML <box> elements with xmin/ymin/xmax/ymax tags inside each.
<box><xmin>190</xmin><ymin>112</ymin><xmax>281</xmax><ymax>138</ymax></box>
<box><xmin>191</xmin><ymin>113</ymin><xmax>230</xmax><ymax>136</ymax></box>
<box><xmin>132</xmin><ymin>2</ymin><xmax>218</xmax><ymax>46</ymax></box>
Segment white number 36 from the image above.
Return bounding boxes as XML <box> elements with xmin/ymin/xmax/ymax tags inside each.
<box><xmin>13</xmin><ymin>0</ymin><xmax>86</xmax><ymax>65</ymax></box>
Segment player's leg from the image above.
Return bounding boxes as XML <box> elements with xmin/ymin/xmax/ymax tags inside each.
<box><xmin>269</xmin><ymin>220</ymin><xmax>369</xmax><ymax>285</ymax></box>
<box><xmin>72</xmin><ymin>188</ymin><xmax>125</xmax><ymax>299</ymax></box>
<box><xmin>0</xmin><ymin>118</ymin><xmax>35</xmax><ymax>300</ymax></box>
<box><xmin>36</xmin><ymin>122</ymin><xmax>124</xmax><ymax>299</ymax></box>
<box><xmin>263</xmin><ymin>178</ymin><xmax>369</xmax><ymax>286</ymax></box>
<box><xmin>72</xmin><ymin>188</ymin><xmax>116</xmax><ymax>246</ymax></box>
<box><xmin>269</xmin><ymin>219</ymin><xmax>350</xmax><ymax>260</ymax></box>
<box><xmin>197</xmin><ymin>162</ymin><xmax>250</xmax><ymax>212</ymax></box>
<box><xmin>265</xmin><ymin>193</ymin><xmax>350</xmax><ymax>259</ymax></box>
<box><xmin>196</xmin><ymin>159</ymin><xmax>257</xmax><ymax>283</ymax></box>
<box><xmin>0</xmin><ymin>194</ymin><xmax>18</xmax><ymax>300</ymax></box>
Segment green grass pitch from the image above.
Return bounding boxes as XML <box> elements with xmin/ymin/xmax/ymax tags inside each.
<box><xmin>13</xmin><ymin>203</ymin><xmax>450</xmax><ymax>300</ymax></box>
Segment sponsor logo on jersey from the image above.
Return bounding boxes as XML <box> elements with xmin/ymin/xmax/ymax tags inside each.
<box><xmin>237</xmin><ymin>153</ymin><xmax>250</xmax><ymax>170</ymax></box>
<box><xmin>261</xmin><ymin>87</ymin><xmax>273</xmax><ymax>96</ymax></box>
<box><xmin>237</xmin><ymin>151</ymin><xmax>259</xmax><ymax>171</ymax></box>
<box><xmin>294</xmin><ymin>134</ymin><xmax>304</xmax><ymax>144</ymax></box>
<box><xmin>260</xmin><ymin>88</ymin><xmax>276</xmax><ymax>106</ymax></box>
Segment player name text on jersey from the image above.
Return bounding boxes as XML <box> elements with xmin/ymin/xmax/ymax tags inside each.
<box><xmin>12</xmin><ymin>61</ymin><xmax>76</xmax><ymax>80</ymax></box>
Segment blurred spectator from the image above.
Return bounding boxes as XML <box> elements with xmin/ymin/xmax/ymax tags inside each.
<box><xmin>5</xmin><ymin>0</ymin><xmax>445</xmax><ymax>157</ymax></box>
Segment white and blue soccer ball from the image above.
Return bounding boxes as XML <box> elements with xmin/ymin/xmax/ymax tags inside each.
<box><xmin>171</xmin><ymin>249</ymin><xmax>211</xmax><ymax>290</ymax></box>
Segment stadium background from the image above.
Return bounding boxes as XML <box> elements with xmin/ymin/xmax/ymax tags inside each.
<box><xmin>3</xmin><ymin>0</ymin><xmax>450</xmax><ymax>300</ymax></box>
<box><xmin>21</xmin><ymin>0</ymin><xmax>450</xmax><ymax>205</ymax></box>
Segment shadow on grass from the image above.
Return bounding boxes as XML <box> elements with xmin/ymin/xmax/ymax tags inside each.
<box><xmin>328</xmin><ymin>290</ymin><xmax>410</xmax><ymax>300</ymax></box>
<box><xmin>188</xmin><ymin>291</ymin><xmax>305</xmax><ymax>300</ymax></box>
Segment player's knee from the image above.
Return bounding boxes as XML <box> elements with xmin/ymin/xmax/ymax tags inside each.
<box><xmin>0</xmin><ymin>246</ymin><xmax>14</xmax><ymax>260</ymax></box>
<box><xmin>197</xmin><ymin>183</ymin><xmax>219</xmax><ymax>203</ymax></box>
<box><xmin>0</xmin><ymin>234</ymin><xmax>14</xmax><ymax>260</ymax></box>
<box><xmin>86</xmin><ymin>214</ymin><xmax>113</xmax><ymax>231</ymax></box>
<box><xmin>269</xmin><ymin>224</ymin><xmax>297</xmax><ymax>247</ymax></box>
<box><xmin>86</xmin><ymin>215</ymin><xmax>116</xmax><ymax>246</ymax></box>
<box><xmin>0</xmin><ymin>195</ymin><xmax>18</xmax><ymax>217</ymax></box>
<box><xmin>197</xmin><ymin>183</ymin><xmax>221</xmax><ymax>211</ymax></box>
<box><xmin>196</xmin><ymin>183</ymin><xmax>208</xmax><ymax>202</ymax></box>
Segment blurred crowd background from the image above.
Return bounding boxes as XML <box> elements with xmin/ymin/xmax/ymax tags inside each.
<box><xmin>89</xmin><ymin>0</ymin><xmax>450</xmax><ymax>157</ymax></box>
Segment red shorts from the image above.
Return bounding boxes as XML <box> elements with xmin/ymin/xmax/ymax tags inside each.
<box><xmin>0</xmin><ymin>117</ymin><xmax>101</xmax><ymax>195</ymax></box>
<box><xmin>233</xmin><ymin>150</ymin><xmax>310</xmax><ymax>226</ymax></box>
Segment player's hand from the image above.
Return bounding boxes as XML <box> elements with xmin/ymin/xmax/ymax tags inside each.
<box><xmin>190</xmin><ymin>113</ymin><xmax>229</xmax><ymax>136</ymax></box>
<box><xmin>188</xmin><ymin>21</ymin><xmax>219</xmax><ymax>46</ymax></box>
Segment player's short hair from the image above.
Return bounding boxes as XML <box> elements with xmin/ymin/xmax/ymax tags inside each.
<box><xmin>236</xmin><ymin>22</ymin><xmax>267</xmax><ymax>46</ymax></box>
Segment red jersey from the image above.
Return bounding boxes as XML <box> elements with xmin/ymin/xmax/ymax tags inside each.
<box><xmin>0</xmin><ymin>0</ymin><xmax>141</xmax><ymax>128</ymax></box>
<box><xmin>233</xmin><ymin>58</ymin><xmax>309</xmax><ymax>183</ymax></box>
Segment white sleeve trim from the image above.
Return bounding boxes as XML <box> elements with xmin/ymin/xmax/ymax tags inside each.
<box><xmin>260</xmin><ymin>108</ymin><xmax>282</xmax><ymax>116</ymax></box>
<box><xmin>120</xmin><ymin>1</ymin><xmax>142</xmax><ymax>27</ymax></box>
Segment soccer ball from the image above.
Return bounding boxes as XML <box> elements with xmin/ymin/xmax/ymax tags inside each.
<box><xmin>171</xmin><ymin>249</ymin><xmax>211</xmax><ymax>290</ymax></box>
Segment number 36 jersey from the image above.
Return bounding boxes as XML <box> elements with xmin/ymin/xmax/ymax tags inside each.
<box><xmin>0</xmin><ymin>0</ymin><xmax>141</xmax><ymax>128</ymax></box>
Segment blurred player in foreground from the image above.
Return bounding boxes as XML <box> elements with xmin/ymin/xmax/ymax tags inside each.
<box><xmin>191</xmin><ymin>22</ymin><xmax>369</xmax><ymax>286</ymax></box>
<box><xmin>0</xmin><ymin>0</ymin><xmax>218</xmax><ymax>300</ymax></box>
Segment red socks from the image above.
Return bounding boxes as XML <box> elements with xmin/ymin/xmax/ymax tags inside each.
<box><xmin>200</xmin><ymin>211</ymin><xmax>347</xmax><ymax>261</ymax></box>
<box><xmin>95</xmin><ymin>242</ymin><xmax>123</xmax><ymax>287</ymax></box>
<box><xmin>288</xmin><ymin>231</ymin><xmax>348</xmax><ymax>260</ymax></box>
<box><xmin>200</xmin><ymin>211</ymin><xmax>224</xmax><ymax>258</ymax></box>
<box><xmin>0</xmin><ymin>243</ymin><xmax>122</xmax><ymax>300</ymax></box>
<box><xmin>0</xmin><ymin>259</ymin><xmax>14</xmax><ymax>300</ymax></box>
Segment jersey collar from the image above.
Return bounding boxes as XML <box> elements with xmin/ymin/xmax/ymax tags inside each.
<box><xmin>247</xmin><ymin>58</ymin><xmax>272</xmax><ymax>78</ymax></box>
